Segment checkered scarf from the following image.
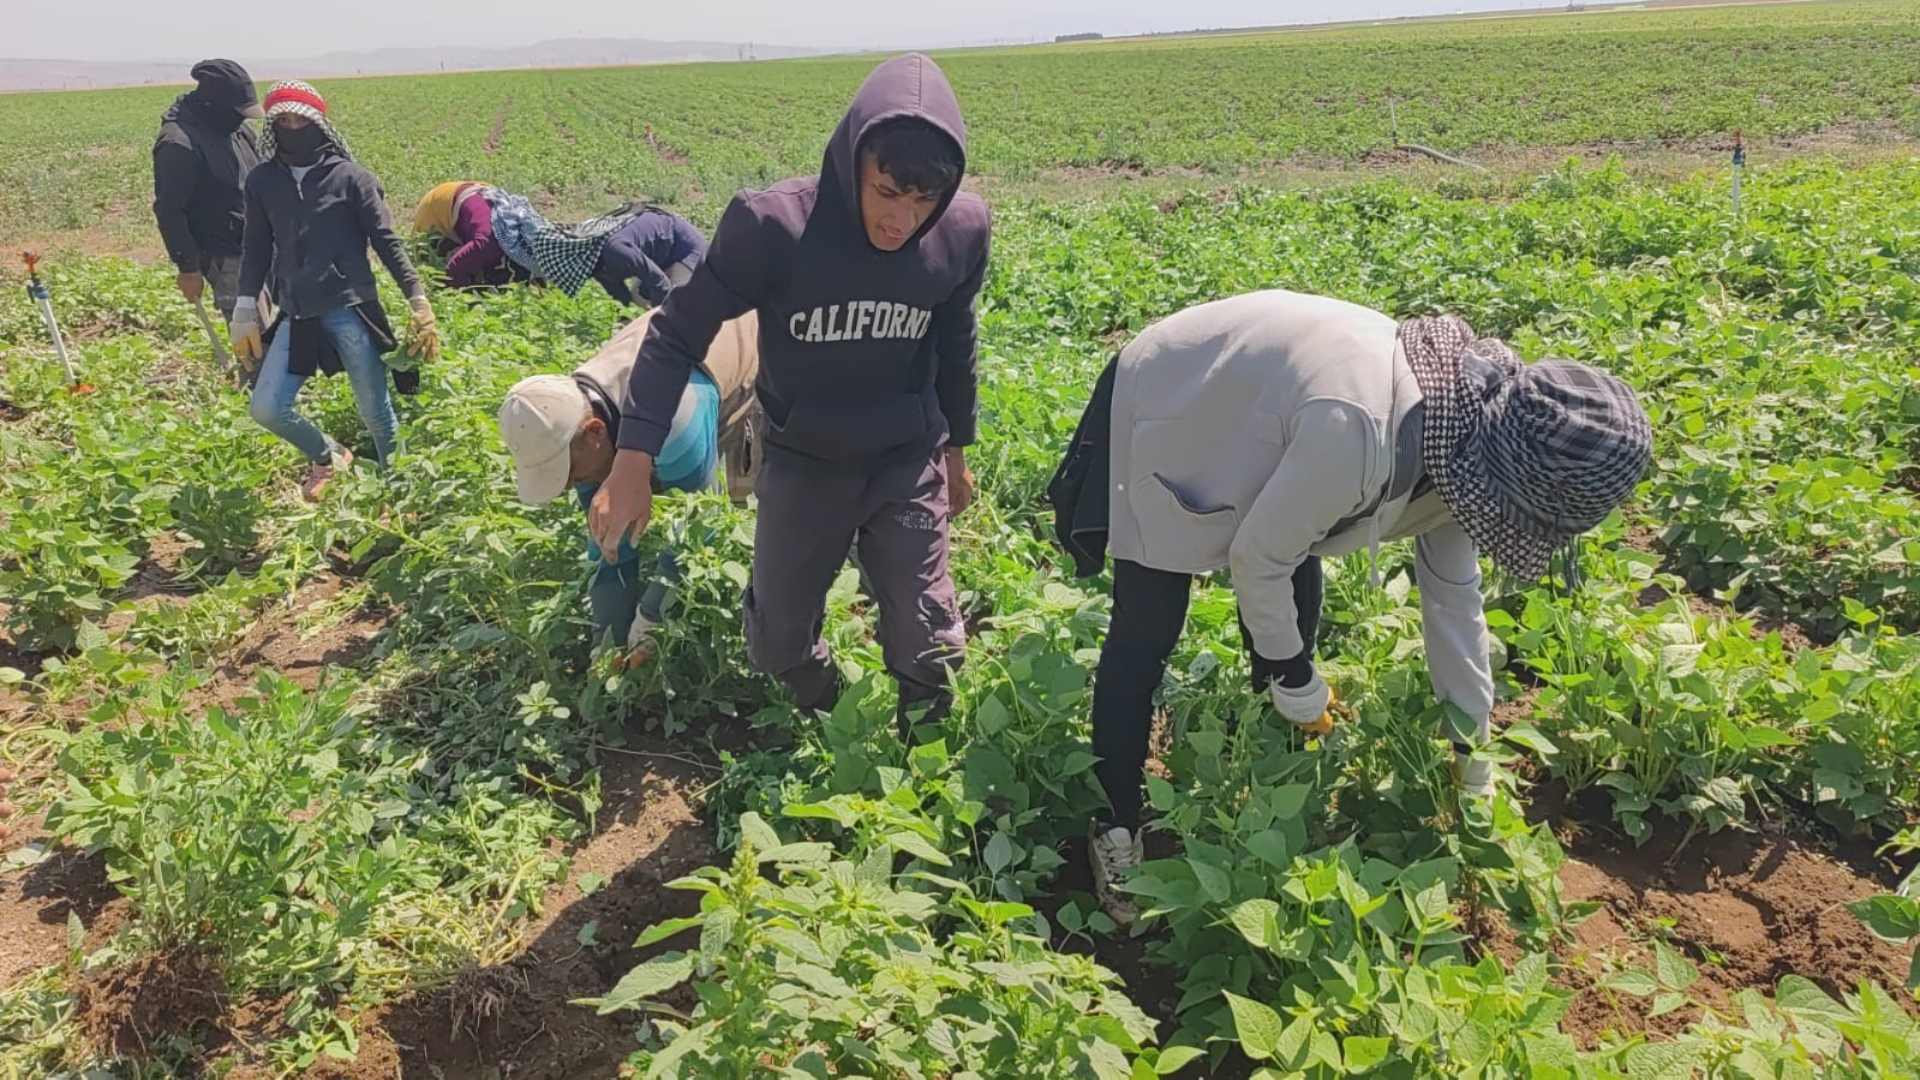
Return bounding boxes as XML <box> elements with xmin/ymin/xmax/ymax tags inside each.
<box><xmin>257</xmin><ymin>80</ymin><xmax>353</xmax><ymax>162</ymax></box>
<box><xmin>1399</xmin><ymin>315</ymin><xmax>1652</xmax><ymax>583</ymax></box>
<box><xmin>485</xmin><ymin>193</ymin><xmax>641</xmax><ymax>296</ymax></box>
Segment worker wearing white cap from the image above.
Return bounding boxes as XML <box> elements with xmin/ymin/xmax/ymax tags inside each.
<box><xmin>499</xmin><ymin>311</ymin><xmax>760</xmax><ymax>660</ymax></box>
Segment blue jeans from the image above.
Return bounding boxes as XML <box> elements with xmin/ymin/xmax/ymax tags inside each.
<box><xmin>249</xmin><ymin>307</ymin><xmax>399</xmax><ymax>465</ymax></box>
<box><xmin>588</xmin><ymin>549</ymin><xmax>681</xmax><ymax>645</ymax></box>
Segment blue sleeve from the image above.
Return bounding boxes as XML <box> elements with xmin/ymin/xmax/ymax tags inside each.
<box><xmin>616</xmin><ymin>196</ymin><xmax>767</xmax><ymax>455</ymax></box>
<box><xmin>651</xmin><ymin>371</ymin><xmax>720</xmax><ymax>493</ymax></box>
<box><xmin>577</xmin><ymin>483</ymin><xmax>641</xmax><ymax>567</ymax></box>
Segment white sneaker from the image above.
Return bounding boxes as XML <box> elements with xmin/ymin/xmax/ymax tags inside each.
<box><xmin>1089</xmin><ymin>823</ymin><xmax>1144</xmax><ymax>927</ymax></box>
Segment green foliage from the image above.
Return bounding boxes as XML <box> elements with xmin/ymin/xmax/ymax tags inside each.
<box><xmin>4</xmin><ymin>0</ymin><xmax>1920</xmax><ymax>247</ymax></box>
<box><xmin>45</xmin><ymin>674</ymin><xmax>412</xmax><ymax>996</ymax></box>
<box><xmin>588</xmin><ymin>813</ymin><xmax>1155</xmax><ymax>1079</ymax></box>
<box><xmin>2</xmin><ymin>107</ymin><xmax>1919</xmax><ymax>1078</ymax></box>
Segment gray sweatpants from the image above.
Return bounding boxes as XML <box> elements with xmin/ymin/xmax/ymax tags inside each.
<box><xmin>201</xmin><ymin>252</ymin><xmax>247</xmax><ymax>322</ymax></box>
<box><xmin>744</xmin><ymin>446</ymin><xmax>965</xmax><ymax>714</ymax></box>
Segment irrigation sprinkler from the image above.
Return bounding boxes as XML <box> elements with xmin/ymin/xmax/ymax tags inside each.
<box><xmin>20</xmin><ymin>252</ymin><xmax>90</xmax><ymax>392</ymax></box>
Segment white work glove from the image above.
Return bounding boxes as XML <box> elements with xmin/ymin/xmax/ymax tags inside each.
<box><xmin>229</xmin><ymin>297</ymin><xmax>263</xmax><ymax>367</ymax></box>
<box><xmin>1453</xmin><ymin>748</ymin><xmax>1494</xmax><ymax>798</ymax></box>
<box><xmin>1270</xmin><ymin>670</ymin><xmax>1335</xmax><ymax>736</ymax></box>
<box><xmin>614</xmin><ymin>609</ymin><xmax>658</xmax><ymax>671</ymax></box>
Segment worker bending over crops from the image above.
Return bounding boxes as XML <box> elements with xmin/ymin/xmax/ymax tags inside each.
<box><xmin>412</xmin><ymin>181</ymin><xmax>524</xmax><ymax>288</ymax></box>
<box><xmin>1048</xmin><ymin>291</ymin><xmax>1653</xmax><ymax>925</ymax></box>
<box><xmin>588</xmin><ymin>54</ymin><xmax>990</xmax><ymax>740</ymax></box>
<box><xmin>498</xmin><ymin>310</ymin><xmax>761</xmax><ymax>660</ymax></box>
<box><xmin>230</xmin><ymin>81</ymin><xmax>441</xmax><ymax>500</ymax></box>
<box><xmin>418</xmin><ymin>182</ymin><xmax>707</xmax><ymax>308</ymax></box>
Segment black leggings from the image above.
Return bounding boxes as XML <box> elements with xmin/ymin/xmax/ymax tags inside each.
<box><xmin>1091</xmin><ymin>557</ymin><xmax>1322</xmax><ymax>829</ymax></box>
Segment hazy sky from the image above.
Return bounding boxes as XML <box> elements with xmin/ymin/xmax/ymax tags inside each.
<box><xmin>15</xmin><ymin>0</ymin><xmax>1572</xmax><ymax>60</ymax></box>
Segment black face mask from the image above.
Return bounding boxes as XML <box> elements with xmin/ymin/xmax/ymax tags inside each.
<box><xmin>187</xmin><ymin>93</ymin><xmax>250</xmax><ymax>133</ymax></box>
<box><xmin>275</xmin><ymin>123</ymin><xmax>329</xmax><ymax>166</ymax></box>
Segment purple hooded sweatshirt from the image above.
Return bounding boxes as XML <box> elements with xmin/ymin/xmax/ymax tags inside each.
<box><xmin>618</xmin><ymin>54</ymin><xmax>991</xmax><ymax>469</ymax></box>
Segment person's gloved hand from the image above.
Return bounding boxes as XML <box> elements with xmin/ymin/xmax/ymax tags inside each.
<box><xmin>1452</xmin><ymin>743</ymin><xmax>1494</xmax><ymax>798</ymax></box>
<box><xmin>404</xmin><ymin>295</ymin><xmax>441</xmax><ymax>363</ymax></box>
<box><xmin>614</xmin><ymin>610</ymin><xmax>659</xmax><ymax>671</ymax></box>
<box><xmin>1271</xmin><ymin>669</ymin><xmax>1336</xmax><ymax>736</ymax></box>
<box><xmin>229</xmin><ymin>300</ymin><xmax>263</xmax><ymax>368</ymax></box>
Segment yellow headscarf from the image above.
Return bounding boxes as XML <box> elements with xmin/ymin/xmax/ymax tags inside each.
<box><xmin>414</xmin><ymin>181</ymin><xmax>481</xmax><ymax>236</ymax></box>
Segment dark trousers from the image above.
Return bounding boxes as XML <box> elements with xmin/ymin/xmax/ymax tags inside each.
<box><xmin>743</xmin><ymin>447</ymin><xmax>965</xmax><ymax>731</ymax></box>
<box><xmin>1092</xmin><ymin>557</ymin><xmax>1323</xmax><ymax>829</ymax></box>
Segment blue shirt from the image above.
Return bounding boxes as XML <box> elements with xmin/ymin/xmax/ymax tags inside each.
<box><xmin>578</xmin><ymin>369</ymin><xmax>719</xmax><ymax>567</ymax></box>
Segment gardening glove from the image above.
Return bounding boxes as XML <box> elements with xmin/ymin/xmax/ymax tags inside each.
<box><xmin>617</xmin><ymin>608</ymin><xmax>659</xmax><ymax>671</ymax></box>
<box><xmin>1452</xmin><ymin>747</ymin><xmax>1494</xmax><ymax>798</ymax></box>
<box><xmin>229</xmin><ymin>298</ymin><xmax>263</xmax><ymax>367</ymax></box>
<box><xmin>404</xmin><ymin>295</ymin><xmax>441</xmax><ymax>363</ymax></box>
<box><xmin>1271</xmin><ymin>669</ymin><xmax>1336</xmax><ymax>737</ymax></box>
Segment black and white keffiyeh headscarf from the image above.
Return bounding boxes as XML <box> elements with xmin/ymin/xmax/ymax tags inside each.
<box><xmin>1399</xmin><ymin>315</ymin><xmax>1653</xmax><ymax>583</ymax></box>
<box><xmin>488</xmin><ymin>195</ymin><xmax>643</xmax><ymax>296</ymax></box>
<box><xmin>258</xmin><ymin>80</ymin><xmax>353</xmax><ymax>162</ymax></box>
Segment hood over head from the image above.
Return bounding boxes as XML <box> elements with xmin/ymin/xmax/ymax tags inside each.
<box><xmin>821</xmin><ymin>53</ymin><xmax>968</xmax><ymax>250</ymax></box>
<box><xmin>185</xmin><ymin>59</ymin><xmax>262</xmax><ymax>129</ymax></box>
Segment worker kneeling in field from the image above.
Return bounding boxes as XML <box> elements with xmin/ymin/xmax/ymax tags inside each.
<box><xmin>417</xmin><ymin>180</ymin><xmax>707</xmax><ymax>309</ymax></box>
<box><xmin>588</xmin><ymin>54</ymin><xmax>990</xmax><ymax>741</ymax></box>
<box><xmin>499</xmin><ymin>311</ymin><xmax>760</xmax><ymax>661</ymax></box>
<box><xmin>1049</xmin><ymin>291</ymin><xmax>1653</xmax><ymax>925</ymax></box>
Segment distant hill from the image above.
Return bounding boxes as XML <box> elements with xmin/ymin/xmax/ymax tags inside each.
<box><xmin>0</xmin><ymin>38</ymin><xmax>845</xmax><ymax>93</ymax></box>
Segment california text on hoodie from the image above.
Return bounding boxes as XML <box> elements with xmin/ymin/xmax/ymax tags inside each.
<box><xmin>617</xmin><ymin>53</ymin><xmax>991</xmax><ymax>470</ymax></box>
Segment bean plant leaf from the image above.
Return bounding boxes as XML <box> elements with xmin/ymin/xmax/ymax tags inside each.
<box><xmin>1154</xmin><ymin>1046</ymin><xmax>1206</xmax><ymax>1074</ymax></box>
<box><xmin>646</xmin><ymin>1018</ymin><xmax>718</xmax><ymax>1079</ymax></box>
<box><xmin>888</xmin><ymin>830</ymin><xmax>953</xmax><ymax>867</ymax></box>
<box><xmin>583</xmin><ymin>951</ymin><xmax>694</xmax><ymax>1014</ymax></box>
<box><xmin>1343</xmin><ymin>1036</ymin><xmax>1390</xmax><ymax>1071</ymax></box>
<box><xmin>1654</xmin><ymin>940</ymin><xmax>1698</xmax><ymax>991</ymax></box>
<box><xmin>1189</xmin><ymin>858</ymin><xmax>1232</xmax><ymax>904</ymax></box>
<box><xmin>1605</xmin><ymin>969</ymin><xmax>1660</xmax><ymax>997</ymax></box>
<box><xmin>1223</xmin><ymin>992</ymin><xmax>1283</xmax><ymax>1060</ymax></box>
<box><xmin>633</xmin><ymin>916</ymin><xmax>703</xmax><ymax>949</ymax></box>
<box><xmin>1228</xmin><ymin>899</ymin><xmax>1280</xmax><ymax>950</ymax></box>
<box><xmin>1847</xmin><ymin>896</ymin><xmax>1920</xmax><ymax>942</ymax></box>
<box><xmin>739</xmin><ymin>812</ymin><xmax>781</xmax><ymax>852</ymax></box>
<box><xmin>984</xmin><ymin>832</ymin><xmax>1015</xmax><ymax>874</ymax></box>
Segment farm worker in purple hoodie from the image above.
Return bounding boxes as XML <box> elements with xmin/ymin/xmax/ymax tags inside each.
<box><xmin>589</xmin><ymin>54</ymin><xmax>991</xmax><ymax>739</ymax></box>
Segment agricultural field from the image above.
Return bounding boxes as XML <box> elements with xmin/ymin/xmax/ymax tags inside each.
<box><xmin>2</xmin><ymin>0</ymin><xmax>1920</xmax><ymax>1077</ymax></box>
<box><xmin>4</xmin><ymin>0</ymin><xmax>1920</xmax><ymax>251</ymax></box>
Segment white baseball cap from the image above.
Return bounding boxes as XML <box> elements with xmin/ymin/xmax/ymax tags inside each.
<box><xmin>498</xmin><ymin>375</ymin><xmax>589</xmax><ymax>505</ymax></box>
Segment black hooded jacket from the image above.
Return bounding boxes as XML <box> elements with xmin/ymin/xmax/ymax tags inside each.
<box><xmin>238</xmin><ymin>149</ymin><xmax>423</xmax><ymax>320</ymax></box>
<box><xmin>152</xmin><ymin>93</ymin><xmax>262</xmax><ymax>271</ymax></box>
<box><xmin>619</xmin><ymin>53</ymin><xmax>992</xmax><ymax>469</ymax></box>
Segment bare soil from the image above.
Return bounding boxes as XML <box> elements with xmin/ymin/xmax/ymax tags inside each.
<box><xmin>484</xmin><ymin>98</ymin><xmax>513</xmax><ymax>156</ymax></box>
<box><xmin>0</xmin><ymin>846</ymin><xmax>119</xmax><ymax>987</ymax></box>
<box><xmin>1509</xmin><ymin>785</ymin><xmax>1916</xmax><ymax>1047</ymax></box>
<box><xmin>72</xmin><ymin>944</ymin><xmax>228</xmax><ymax>1059</ymax></box>
<box><xmin>644</xmin><ymin>125</ymin><xmax>691</xmax><ymax>166</ymax></box>
<box><xmin>189</xmin><ymin>574</ymin><xmax>388</xmax><ymax>711</ymax></box>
